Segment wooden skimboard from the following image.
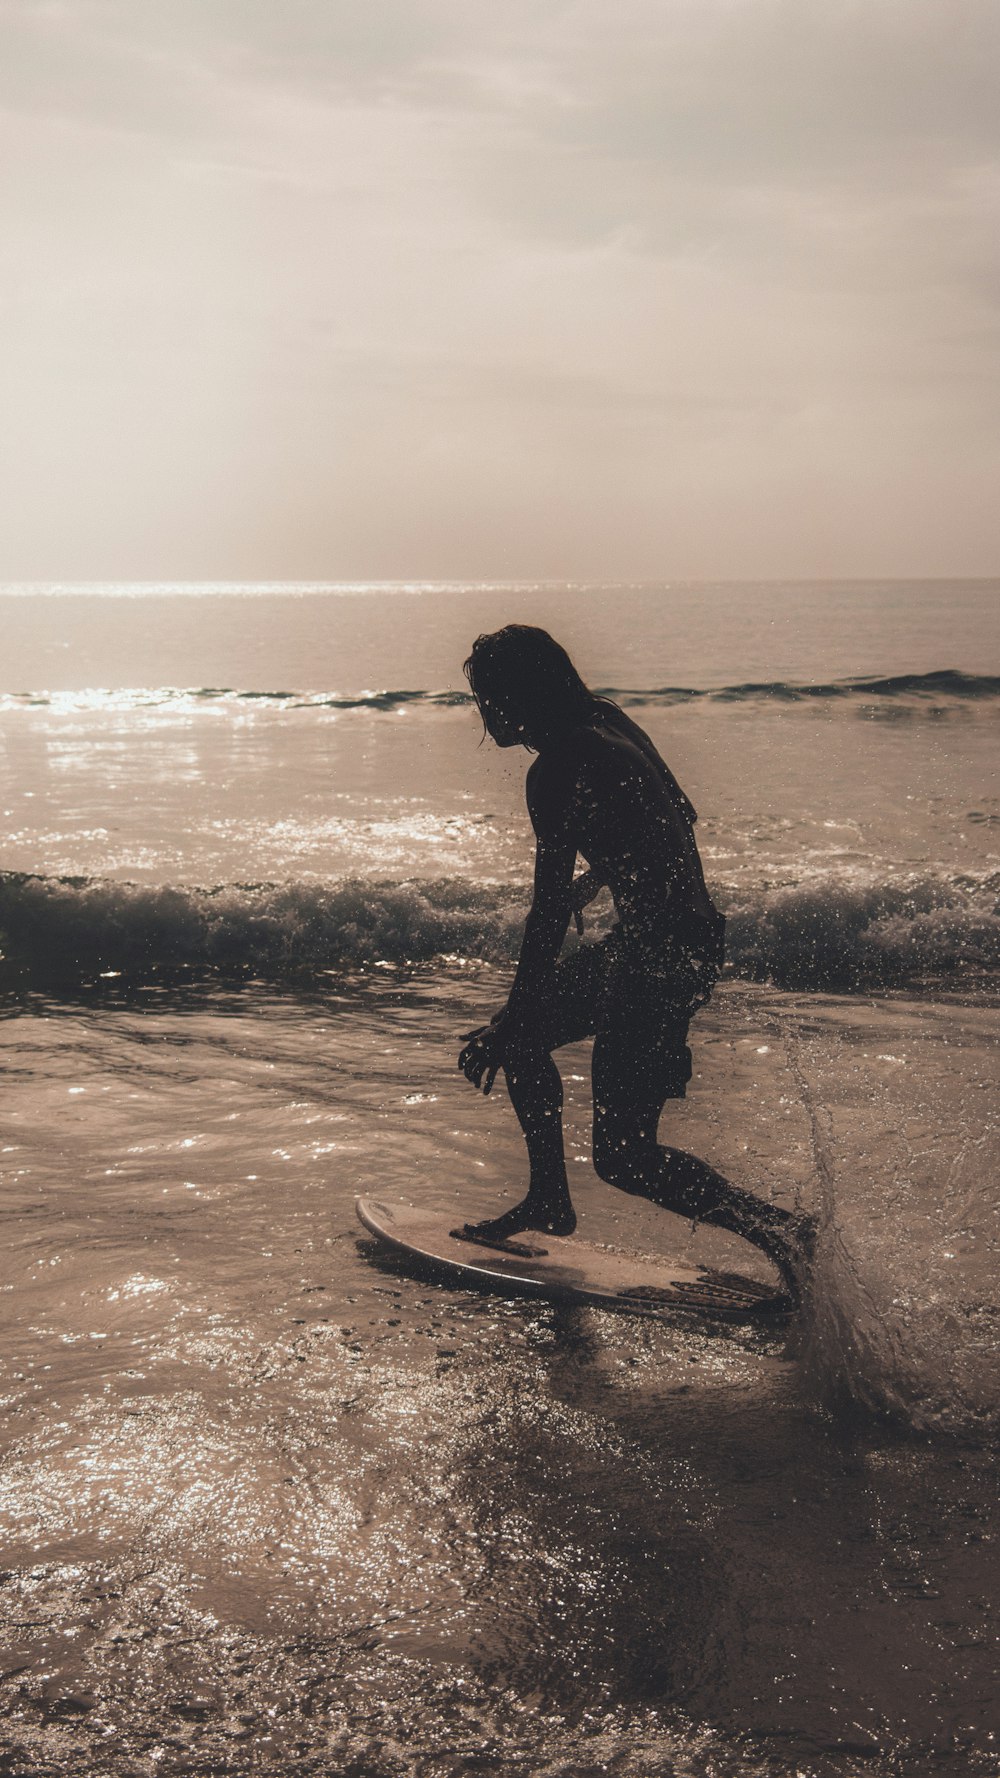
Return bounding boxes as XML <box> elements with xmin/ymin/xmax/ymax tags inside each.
<box><xmin>356</xmin><ymin>1195</ymin><xmax>791</xmax><ymax>1323</ymax></box>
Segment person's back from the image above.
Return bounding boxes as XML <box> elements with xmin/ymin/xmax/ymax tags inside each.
<box><xmin>532</xmin><ymin>697</ymin><xmax>721</xmax><ymax>961</ymax></box>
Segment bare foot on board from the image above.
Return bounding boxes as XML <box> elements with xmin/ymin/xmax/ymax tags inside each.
<box><xmin>452</xmin><ymin>1192</ymin><xmax>577</xmax><ymax>1244</ymax></box>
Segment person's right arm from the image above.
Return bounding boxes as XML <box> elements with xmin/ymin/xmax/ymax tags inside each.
<box><xmin>457</xmin><ymin>752</ymin><xmax>578</xmax><ymax>1093</ymax></box>
<box><xmin>503</xmin><ymin>752</ymin><xmax>578</xmax><ymax>1025</ymax></box>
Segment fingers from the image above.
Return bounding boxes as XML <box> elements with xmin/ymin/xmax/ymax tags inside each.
<box><xmin>463</xmin><ymin>1059</ymin><xmax>496</xmax><ymax>1094</ymax></box>
<box><xmin>458</xmin><ymin>1028</ymin><xmax>505</xmax><ymax>1093</ymax></box>
<box><xmin>458</xmin><ymin>1037</ymin><xmax>487</xmax><ymax>1081</ymax></box>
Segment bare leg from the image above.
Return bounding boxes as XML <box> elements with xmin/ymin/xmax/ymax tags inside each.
<box><xmin>460</xmin><ymin>1043</ymin><xmax>577</xmax><ymax>1239</ymax></box>
<box><xmin>593</xmin><ymin>1042</ymin><xmax>815</xmax><ymax>1296</ymax></box>
<box><xmin>629</xmin><ymin>1144</ymin><xmax>811</xmax><ymax>1293</ymax></box>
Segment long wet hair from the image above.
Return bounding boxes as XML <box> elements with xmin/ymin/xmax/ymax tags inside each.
<box><xmin>463</xmin><ymin>626</ymin><xmax>597</xmax><ymax>742</ymax></box>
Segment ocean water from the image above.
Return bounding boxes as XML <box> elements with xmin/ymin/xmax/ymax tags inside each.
<box><xmin>0</xmin><ymin>580</ymin><xmax>998</xmax><ymax>1777</ymax></box>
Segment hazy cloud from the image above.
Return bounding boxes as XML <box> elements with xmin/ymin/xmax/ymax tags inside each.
<box><xmin>0</xmin><ymin>0</ymin><xmax>997</xmax><ymax>577</ymax></box>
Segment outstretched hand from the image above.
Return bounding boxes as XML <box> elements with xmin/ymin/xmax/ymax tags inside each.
<box><xmin>458</xmin><ymin>1017</ymin><xmax>509</xmax><ymax>1095</ymax></box>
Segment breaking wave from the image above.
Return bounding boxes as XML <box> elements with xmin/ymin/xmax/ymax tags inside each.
<box><xmin>1</xmin><ymin>868</ymin><xmax>997</xmax><ymax>992</ymax></box>
<box><xmin>2</xmin><ymin>668</ymin><xmax>999</xmax><ymax>715</ymax></box>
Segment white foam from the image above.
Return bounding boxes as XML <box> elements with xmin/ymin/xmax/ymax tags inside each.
<box><xmin>0</xmin><ymin>866</ymin><xmax>996</xmax><ymax>990</ymax></box>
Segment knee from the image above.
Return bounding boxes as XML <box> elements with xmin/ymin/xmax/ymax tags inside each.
<box><xmin>592</xmin><ymin>1125</ymin><xmax>653</xmax><ymax>1192</ymax></box>
<box><xmin>502</xmin><ymin>1037</ymin><xmax>553</xmax><ymax>1085</ymax></box>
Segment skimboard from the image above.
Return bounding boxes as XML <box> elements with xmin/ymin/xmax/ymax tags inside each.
<box><xmin>356</xmin><ymin>1195</ymin><xmax>791</xmax><ymax>1323</ymax></box>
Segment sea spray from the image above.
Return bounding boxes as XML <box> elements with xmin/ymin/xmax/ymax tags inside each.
<box><xmin>768</xmin><ymin>1020</ymin><xmax>911</xmax><ymax>1426</ymax></box>
<box><xmin>783</xmin><ymin>1013</ymin><xmax>1000</xmax><ymax>1438</ymax></box>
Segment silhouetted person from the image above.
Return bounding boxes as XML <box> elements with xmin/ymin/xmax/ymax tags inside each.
<box><xmin>456</xmin><ymin>625</ymin><xmax>811</xmax><ymax>1293</ymax></box>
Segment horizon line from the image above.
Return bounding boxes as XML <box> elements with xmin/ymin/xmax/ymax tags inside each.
<box><xmin>1</xmin><ymin>575</ymin><xmax>998</xmax><ymax>596</ymax></box>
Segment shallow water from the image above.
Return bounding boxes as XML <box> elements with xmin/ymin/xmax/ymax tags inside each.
<box><xmin>1</xmin><ymin>973</ymin><xmax>998</xmax><ymax>1776</ymax></box>
<box><xmin>1</xmin><ymin>580</ymin><xmax>999</xmax><ymax>1774</ymax></box>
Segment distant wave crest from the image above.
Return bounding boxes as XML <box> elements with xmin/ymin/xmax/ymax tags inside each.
<box><xmin>2</xmin><ymin>668</ymin><xmax>999</xmax><ymax>715</ymax></box>
<box><xmin>1</xmin><ymin>868</ymin><xmax>997</xmax><ymax>993</ymax></box>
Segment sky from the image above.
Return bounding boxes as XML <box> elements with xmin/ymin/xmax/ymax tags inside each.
<box><xmin>0</xmin><ymin>0</ymin><xmax>998</xmax><ymax>582</ymax></box>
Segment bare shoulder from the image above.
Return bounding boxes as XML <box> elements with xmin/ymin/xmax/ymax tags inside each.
<box><xmin>525</xmin><ymin>737</ymin><xmax>587</xmax><ymax>832</ymax></box>
<box><xmin>526</xmin><ymin>747</ymin><xmax>571</xmax><ymax>803</ymax></box>
<box><xmin>528</xmin><ymin>723</ymin><xmax>603</xmax><ymax>782</ymax></box>
<box><xmin>591</xmin><ymin>701</ymin><xmax>663</xmax><ymax>762</ymax></box>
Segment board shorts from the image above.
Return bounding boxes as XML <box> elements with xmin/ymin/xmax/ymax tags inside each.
<box><xmin>537</xmin><ymin>912</ymin><xmax>726</xmax><ymax>1102</ymax></box>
